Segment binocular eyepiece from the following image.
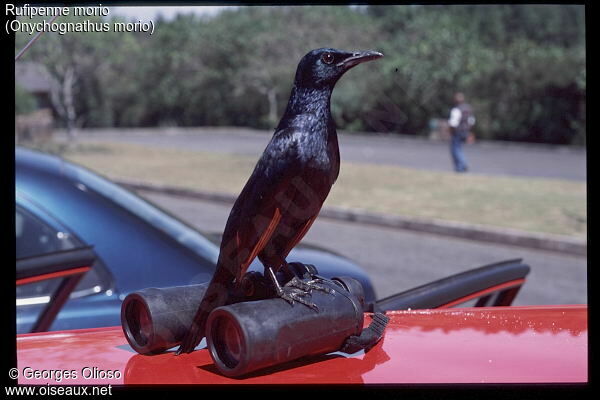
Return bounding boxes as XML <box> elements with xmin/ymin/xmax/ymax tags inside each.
<box><xmin>121</xmin><ymin>264</ymin><xmax>386</xmax><ymax>377</ymax></box>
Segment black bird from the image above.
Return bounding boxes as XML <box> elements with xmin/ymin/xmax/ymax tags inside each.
<box><xmin>177</xmin><ymin>48</ymin><xmax>383</xmax><ymax>354</ymax></box>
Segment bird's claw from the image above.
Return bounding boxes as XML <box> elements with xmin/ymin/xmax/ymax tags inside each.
<box><xmin>285</xmin><ymin>276</ymin><xmax>334</xmax><ymax>295</ymax></box>
<box><xmin>278</xmin><ymin>277</ymin><xmax>335</xmax><ymax>311</ymax></box>
<box><xmin>279</xmin><ymin>286</ymin><xmax>319</xmax><ymax>311</ymax></box>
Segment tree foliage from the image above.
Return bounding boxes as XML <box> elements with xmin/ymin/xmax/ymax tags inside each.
<box><xmin>15</xmin><ymin>5</ymin><xmax>585</xmax><ymax>144</ymax></box>
<box><xmin>15</xmin><ymin>83</ymin><xmax>37</xmax><ymax>115</ymax></box>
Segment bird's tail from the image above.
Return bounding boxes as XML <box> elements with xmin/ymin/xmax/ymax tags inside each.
<box><xmin>176</xmin><ymin>265</ymin><xmax>234</xmax><ymax>355</ymax></box>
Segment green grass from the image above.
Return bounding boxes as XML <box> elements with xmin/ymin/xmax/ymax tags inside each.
<box><xmin>61</xmin><ymin>141</ymin><xmax>586</xmax><ymax>238</ymax></box>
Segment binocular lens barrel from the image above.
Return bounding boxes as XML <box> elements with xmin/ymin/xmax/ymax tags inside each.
<box><xmin>121</xmin><ymin>284</ymin><xmax>208</xmax><ymax>354</ymax></box>
<box><xmin>207</xmin><ymin>277</ymin><xmax>365</xmax><ymax>377</ymax></box>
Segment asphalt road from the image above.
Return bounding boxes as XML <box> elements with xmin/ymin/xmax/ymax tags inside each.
<box><xmin>141</xmin><ymin>191</ymin><xmax>587</xmax><ymax>307</ymax></box>
<box><xmin>78</xmin><ymin>127</ymin><xmax>586</xmax><ymax>181</ymax></box>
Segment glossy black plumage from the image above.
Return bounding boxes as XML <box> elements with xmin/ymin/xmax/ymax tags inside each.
<box><xmin>177</xmin><ymin>48</ymin><xmax>383</xmax><ymax>354</ymax></box>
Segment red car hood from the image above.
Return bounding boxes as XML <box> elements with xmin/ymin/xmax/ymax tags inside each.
<box><xmin>16</xmin><ymin>305</ymin><xmax>587</xmax><ymax>384</ymax></box>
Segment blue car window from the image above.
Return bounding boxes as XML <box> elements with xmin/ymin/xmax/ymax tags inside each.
<box><xmin>16</xmin><ymin>206</ymin><xmax>79</xmax><ymax>259</ymax></box>
<box><xmin>16</xmin><ymin>204</ymin><xmax>109</xmax><ymax>302</ymax></box>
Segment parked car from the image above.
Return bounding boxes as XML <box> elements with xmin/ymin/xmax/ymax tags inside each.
<box><xmin>14</xmin><ymin>254</ymin><xmax>587</xmax><ymax>384</ymax></box>
<box><xmin>15</xmin><ymin>146</ymin><xmax>376</xmax><ymax>333</ymax></box>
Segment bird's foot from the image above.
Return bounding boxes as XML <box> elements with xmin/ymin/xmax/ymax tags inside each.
<box><xmin>279</xmin><ymin>285</ymin><xmax>319</xmax><ymax>311</ymax></box>
<box><xmin>285</xmin><ymin>276</ymin><xmax>334</xmax><ymax>295</ymax></box>
<box><xmin>278</xmin><ymin>277</ymin><xmax>334</xmax><ymax>311</ymax></box>
<box><xmin>265</xmin><ymin>267</ymin><xmax>333</xmax><ymax>311</ymax></box>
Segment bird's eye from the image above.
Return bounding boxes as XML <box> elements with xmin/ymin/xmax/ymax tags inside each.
<box><xmin>321</xmin><ymin>52</ymin><xmax>334</xmax><ymax>65</ymax></box>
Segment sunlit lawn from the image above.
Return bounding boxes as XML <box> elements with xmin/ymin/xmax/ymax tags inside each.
<box><xmin>61</xmin><ymin>141</ymin><xmax>586</xmax><ymax>238</ymax></box>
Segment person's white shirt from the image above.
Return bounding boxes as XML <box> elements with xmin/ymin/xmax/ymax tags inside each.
<box><xmin>448</xmin><ymin>107</ymin><xmax>475</xmax><ymax>128</ymax></box>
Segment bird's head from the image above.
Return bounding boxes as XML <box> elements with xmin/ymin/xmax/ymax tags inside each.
<box><xmin>294</xmin><ymin>48</ymin><xmax>383</xmax><ymax>89</ymax></box>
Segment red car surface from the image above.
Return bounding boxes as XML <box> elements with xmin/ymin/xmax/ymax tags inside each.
<box><xmin>16</xmin><ymin>305</ymin><xmax>587</xmax><ymax>384</ymax></box>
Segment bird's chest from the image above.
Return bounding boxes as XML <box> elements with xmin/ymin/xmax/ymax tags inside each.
<box><xmin>291</xmin><ymin>121</ymin><xmax>339</xmax><ymax>176</ymax></box>
<box><xmin>296</xmin><ymin>135</ymin><xmax>339</xmax><ymax>187</ymax></box>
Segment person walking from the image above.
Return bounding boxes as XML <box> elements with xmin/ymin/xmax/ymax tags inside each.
<box><xmin>448</xmin><ymin>92</ymin><xmax>475</xmax><ymax>172</ymax></box>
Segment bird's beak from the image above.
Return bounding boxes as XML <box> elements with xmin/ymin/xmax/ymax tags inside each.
<box><xmin>337</xmin><ymin>50</ymin><xmax>384</xmax><ymax>69</ymax></box>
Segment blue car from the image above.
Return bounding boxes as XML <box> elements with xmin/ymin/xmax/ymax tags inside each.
<box><xmin>15</xmin><ymin>147</ymin><xmax>376</xmax><ymax>333</ymax></box>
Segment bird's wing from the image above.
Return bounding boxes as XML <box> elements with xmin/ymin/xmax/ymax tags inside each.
<box><xmin>281</xmin><ymin>213</ymin><xmax>318</xmax><ymax>256</ymax></box>
<box><xmin>217</xmin><ymin>126</ymin><xmax>305</xmax><ymax>278</ymax></box>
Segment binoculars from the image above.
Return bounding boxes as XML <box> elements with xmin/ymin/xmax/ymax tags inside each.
<box><xmin>121</xmin><ymin>264</ymin><xmax>387</xmax><ymax>377</ymax></box>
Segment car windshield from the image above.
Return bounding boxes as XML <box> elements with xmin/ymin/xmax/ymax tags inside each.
<box><xmin>65</xmin><ymin>162</ymin><xmax>219</xmax><ymax>265</ymax></box>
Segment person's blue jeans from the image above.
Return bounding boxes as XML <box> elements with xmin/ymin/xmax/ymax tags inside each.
<box><xmin>450</xmin><ymin>131</ymin><xmax>469</xmax><ymax>172</ymax></box>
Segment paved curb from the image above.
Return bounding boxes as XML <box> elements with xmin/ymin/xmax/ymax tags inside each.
<box><xmin>116</xmin><ymin>179</ymin><xmax>587</xmax><ymax>257</ymax></box>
